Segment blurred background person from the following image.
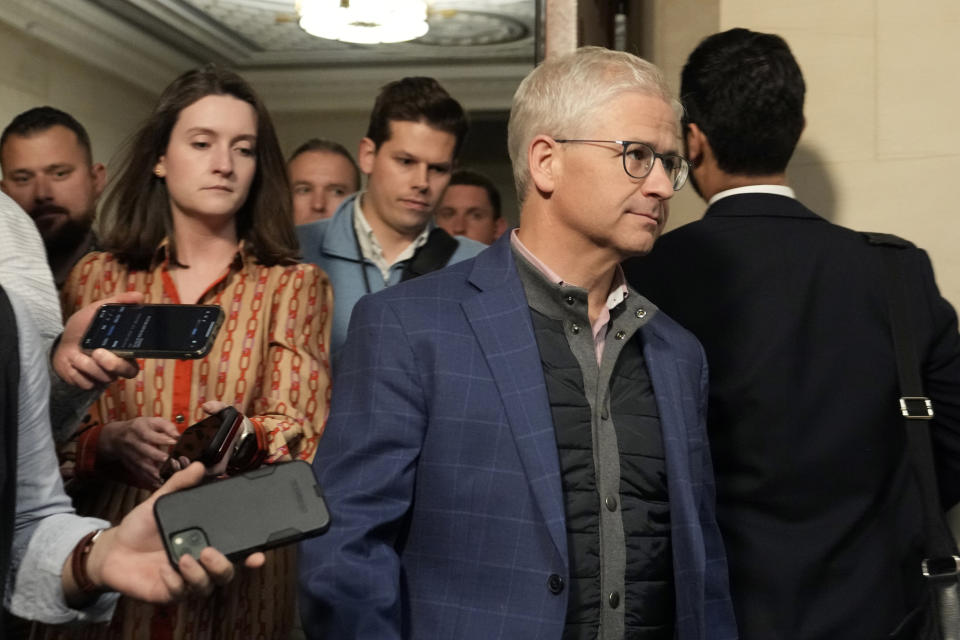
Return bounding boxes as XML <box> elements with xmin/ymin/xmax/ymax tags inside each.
<box><xmin>434</xmin><ymin>168</ymin><xmax>506</xmax><ymax>245</ymax></box>
<box><xmin>0</xmin><ymin>107</ymin><xmax>105</xmax><ymax>287</ymax></box>
<box><xmin>39</xmin><ymin>64</ymin><xmax>332</xmax><ymax>640</ymax></box>
<box><xmin>288</xmin><ymin>138</ymin><xmax>360</xmax><ymax>225</ymax></box>
<box><xmin>297</xmin><ymin>77</ymin><xmax>484</xmax><ymax>365</ymax></box>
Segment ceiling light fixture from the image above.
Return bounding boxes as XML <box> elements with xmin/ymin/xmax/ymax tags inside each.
<box><xmin>297</xmin><ymin>0</ymin><xmax>430</xmax><ymax>45</ymax></box>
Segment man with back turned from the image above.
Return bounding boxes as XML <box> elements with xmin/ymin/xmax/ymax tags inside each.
<box><xmin>626</xmin><ymin>28</ymin><xmax>960</xmax><ymax>639</ymax></box>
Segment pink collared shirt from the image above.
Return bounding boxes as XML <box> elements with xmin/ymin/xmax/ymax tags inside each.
<box><xmin>510</xmin><ymin>229</ymin><xmax>629</xmax><ymax>366</ymax></box>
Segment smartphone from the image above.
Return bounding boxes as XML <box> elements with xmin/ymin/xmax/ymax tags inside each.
<box><xmin>159</xmin><ymin>407</ymin><xmax>244</xmax><ymax>480</ymax></box>
<box><xmin>81</xmin><ymin>303</ymin><xmax>224</xmax><ymax>359</ymax></box>
<box><xmin>153</xmin><ymin>461</ymin><xmax>331</xmax><ymax>563</ymax></box>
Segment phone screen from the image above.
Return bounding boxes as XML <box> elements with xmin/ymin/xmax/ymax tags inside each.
<box><xmin>82</xmin><ymin>304</ymin><xmax>223</xmax><ymax>357</ymax></box>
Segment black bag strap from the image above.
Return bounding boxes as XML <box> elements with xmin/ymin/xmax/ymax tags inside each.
<box><xmin>401</xmin><ymin>227</ymin><xmax>459</xmax><ymax>282</ymax></box>
<box><xmin>865</xmin><ymin>232</ymin><xmax>957</xmax><ymax>561</ymax></box>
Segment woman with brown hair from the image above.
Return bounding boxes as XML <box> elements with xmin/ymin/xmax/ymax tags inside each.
<box><xmin>41</xmin><ymin>64</ymin><xmax>332</xmax><ymax>639</ymax></box>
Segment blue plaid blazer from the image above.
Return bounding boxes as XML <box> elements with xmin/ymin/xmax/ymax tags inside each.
<box><xmin>299</xmin><ymin>235</ymin><xmax>737</xmax><ymax>640</ymax></box>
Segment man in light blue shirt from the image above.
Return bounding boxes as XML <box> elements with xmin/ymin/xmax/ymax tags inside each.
<box><xmin>297</xmin><ymin>77</ymin><xmax>485</xmax><ymax>365</ymax></box>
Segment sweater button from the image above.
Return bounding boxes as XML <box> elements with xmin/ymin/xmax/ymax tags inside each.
<box><xmin>608</xmin><ymin>591</ymin><xmax>620</xmax><ymax>609</ymax></box>
<box><xmin>548</xmin><ymin>574</ymin><xmax>565</xmax><ymax>595</ymax></box>
<box><xmin>604</xmin><ymin>495</ymin><xmax>618</xmax><ymax>511</ymax></box>
<box><xmin>570</xmin><ymin>323</ymin><xmax>580</xmax><ymax>335</ymax></box>
<box><xmin>564</xmin><ymin>295</ymin><xmax>575</xmax><ymax>306</ymax></box>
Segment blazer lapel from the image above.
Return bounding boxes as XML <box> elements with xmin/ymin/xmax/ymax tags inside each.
<box><xmin>641</xmin><ymin>317</ymin><xmax>692</xmax><ymax>487</ymax></box>
<box><xmin>641</xmin><ymin>314</ymin><xmax>707</xmax><ymax>631</ymax></box>
<box><xmin>461</xmin><ymin>239</ymin><xmax>568</xmax><ymax>562</ymax></box>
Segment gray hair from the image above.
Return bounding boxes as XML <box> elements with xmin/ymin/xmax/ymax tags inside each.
<box><xmin>507</xmin><ymin>46</ymin><xmax>680</xmax><ymax>202</ymax></box>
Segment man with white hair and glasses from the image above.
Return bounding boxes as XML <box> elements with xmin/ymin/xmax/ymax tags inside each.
<box><xmin>299</xmin><ymin>47</ymin><xmax>736</xmax><ymax>640</ymax></box>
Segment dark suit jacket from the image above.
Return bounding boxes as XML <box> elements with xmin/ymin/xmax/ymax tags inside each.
<box><xmin>298</xmin><ymin>235</ymin><xmax>737</xmax><ymax>639</ymax></box>
<box><xmin>626</xmin><ymin>193</ymin><xmax>960</xmax><ymax>640</ymax></box>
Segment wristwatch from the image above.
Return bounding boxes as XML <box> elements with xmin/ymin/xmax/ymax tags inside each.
<box><xmin>227</xmin><ymin>417</ymin><xmax>260</xmax><ymax>474</ymax></box>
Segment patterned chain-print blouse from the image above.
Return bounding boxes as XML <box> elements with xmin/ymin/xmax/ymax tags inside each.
<box><xmin>41</xmin><ymin>243</ymin><xmax>333</xmax><ymax>640</ymax></box>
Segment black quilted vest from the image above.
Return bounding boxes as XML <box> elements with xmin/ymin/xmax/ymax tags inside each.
<box><xmin>531</xmin><ymin>309</ymin><xmax>675</xmax><ymax>640</ymax></box>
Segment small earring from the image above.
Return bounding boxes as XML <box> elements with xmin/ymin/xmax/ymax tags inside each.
<box><xmin>154</xmin><ymin>168</ymin><xmax>164</xmax><ymax>177</ymax></box>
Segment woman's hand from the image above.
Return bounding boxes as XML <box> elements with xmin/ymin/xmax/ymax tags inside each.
<box><xmin>99</xmin><ymin>417</ymin><xmax>180</xmax><ymax>489</ymax></box>
<box><xmin>54</xmin><ymin>292</ymin><xmax>144</xmax><ymax>389</ymax></box>
<box><xmin>164</xmin><ymin>402</ymin><xmax>252</xmax><ymax>478</ymax></box>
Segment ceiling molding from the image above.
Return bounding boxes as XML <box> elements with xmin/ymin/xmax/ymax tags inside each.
<box><xmin>91</xmin><ymin>0</ymin><xmax>254</xmax><ymax>64</ymax></box>
<box><xmin>0</xmin><ymin>0</ymin><xmax>533</xmax><ymax>112</ymax></box>
<box><xmin>0</xmin><ymin>0</ymin><xmax>193</xmax><ymax>94</ymax></box>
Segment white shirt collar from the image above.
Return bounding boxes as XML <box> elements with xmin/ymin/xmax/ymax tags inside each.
<box><xmin>353</xmin><ymin>192</ymin><xmax>431</xmax><ymax>282</ymax></box>
<box><xmin>708</xmin><ymin>184</ymin><xmax>796</xmax><ymax>206</ymax></box>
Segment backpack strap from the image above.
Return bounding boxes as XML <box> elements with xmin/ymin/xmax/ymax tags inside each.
<box><xmin>401</xmin><ymin>227</ymin><xmax>459</xmax><ymax>282</ymax></box>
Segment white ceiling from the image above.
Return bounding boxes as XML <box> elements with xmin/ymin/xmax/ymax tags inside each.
<box><xmin>0</xmin><ymin>0</ymin><xmax>538</xmax><ymax>111</ymax></box>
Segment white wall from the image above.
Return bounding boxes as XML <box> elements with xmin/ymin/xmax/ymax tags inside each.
<box><xmin>0</xmin><ymin>20</ymin><xmax>156</xmax><ymax>172</ymax></box>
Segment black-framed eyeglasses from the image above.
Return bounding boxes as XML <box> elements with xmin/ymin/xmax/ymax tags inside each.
<box><xmin>553</xmin><ymin>139</ymin><xmax>691</xmax><ymax>191</ymax></box>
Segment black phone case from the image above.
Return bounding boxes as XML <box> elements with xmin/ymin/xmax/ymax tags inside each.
<box><xmin>81</xmin><ymin>303</ymin><xmax>224</xmax><ymax>359</ymax></box>
<box><xmin>153</xmin><ymin>461</ymin><xmax>330</xmax><ymax>564</ymax></box>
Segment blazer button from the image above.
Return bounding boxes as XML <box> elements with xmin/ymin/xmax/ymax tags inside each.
<box><xmin>175</xmin><ymin>413</ymin><xmax>185</xmax><ymax>423</ymax></box>
<box><xmin>548</xmin><ymin>574</ymin><xmax>565</xmax><ymax>595</ymax></box>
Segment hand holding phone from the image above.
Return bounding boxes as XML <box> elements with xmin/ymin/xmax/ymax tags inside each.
<box><xmin>160</xmin><ymin>406</ymin><xmax>245</xmax><ymax>480</ymax></box>
<box><xmin>81</xmin><ymin>303</ymin><xmax>224</xmax><ymax>359</ymax></box>
<box><xmin>153</xmin><ymin>461</ymin><xmax>330</xmax><ymax>564</ymax></box>
<box><xmin>100</xmin><ymin>416</ymin><xmax>181</xmax><ymax>489</ymax></box>
<box><xmin>86</xmin><ymin>462</ymin><xmax>266</xmax><ymax>605</ymax></box>
<box><xmin>55</xmin><ymin>292</ymin><xmax>145</xmax><ymax>390</ymax></box>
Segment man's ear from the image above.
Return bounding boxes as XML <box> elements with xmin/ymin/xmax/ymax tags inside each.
<box><xmin>494</xmin><ymin>217</ymin><xmax>508</xmax><ymax>238</ymax></box>
<box><xmin>91</xmin><ymin>162</ymin><xmax>107</xmax><ymax>199</ymax></box>
<box><xmin>357</xmin><ymin>137</ymin><xmax>377</xmax><ymax>176</ymax></box>
<box><xmin>528</xmin><ymin>135</ymin><xmax>559</xmax><ymax>196</ymax></box>
<box><xmin>684</xmin><ymin>123</ymin><xmax>707</xmax><ymax>167</ymax></box>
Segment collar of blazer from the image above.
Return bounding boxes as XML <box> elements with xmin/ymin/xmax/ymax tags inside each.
<box><xmin>705</xmin><ymin>192</ymin><xmax>825</xmax><ymax>222</ymax></box>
